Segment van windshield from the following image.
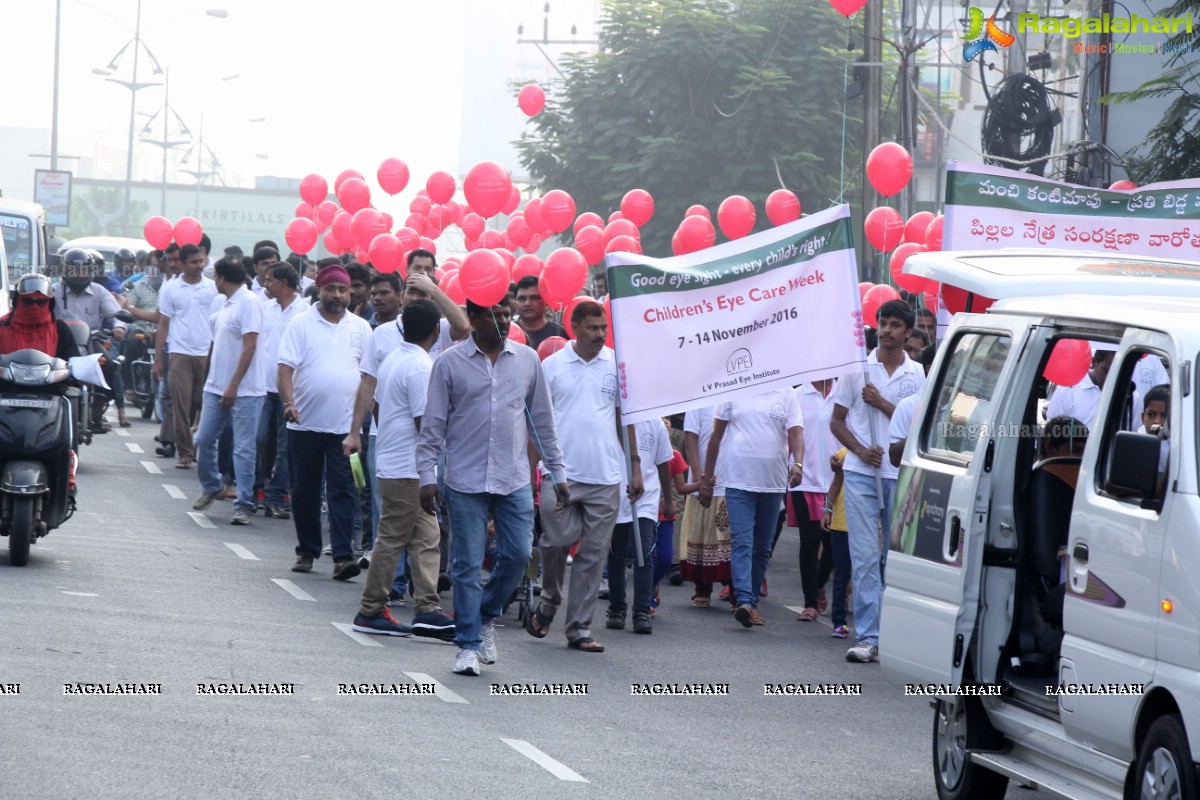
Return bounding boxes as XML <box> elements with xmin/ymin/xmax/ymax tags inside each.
<box><xmin>0</xmin><ymin>213</ymin><xmax>33</xmax><ymax>271</ymax></box>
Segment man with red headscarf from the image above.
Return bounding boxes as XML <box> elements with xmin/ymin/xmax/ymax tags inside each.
<box><xmin>0</xmin><ymin>274</ymin><xmax>80</xmax><ymax>362</ymax></box>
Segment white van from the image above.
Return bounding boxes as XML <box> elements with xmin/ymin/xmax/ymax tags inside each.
<box><xmin>882</xmin><ymin>249</ymin><xmax>1200</xmax><ymax>800</ymax></box>
<box><xmin>0</xmin><ymin>199</ymin><xmax>48</xmax><ymax>279</ymax></box>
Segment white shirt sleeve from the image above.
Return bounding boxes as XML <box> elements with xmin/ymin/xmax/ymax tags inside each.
<box><xmin>653</xmin><ymin>422</ymin><xmax>673</xmax><ymax>466</ymax></box>
<box><xmin>407</xmin><ymin>361</ymin><xmax>432</xmax><ymax>420</ymax></box>
<box><xmin>889</xmin><ymin>394</ymin><xmax>919</xmax><ymax>444</ymax></box>
<box><xmin>276</xmin><ymin>315</ymin><xmax>304</xmax><ymax>369</ymax></box>
<box><xmin>784</xmin><ymin>388</ymin><xmax>804</xmax><ymax>430</ymax></box>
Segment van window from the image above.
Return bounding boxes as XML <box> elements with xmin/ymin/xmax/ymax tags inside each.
<box><xmin>1096</xmin><ymin>348</ymin><xmax>1170</xmax><ymax>507</ymax></box>
<box><xmin>922</xmin><ymin>332</ymin><xmax>1011</xmax><ymax>463</ymax></box>
<box><xmin>0</xmin><ymin>214</ymin><xmax>32</xmax><ymax>271</ymax></box>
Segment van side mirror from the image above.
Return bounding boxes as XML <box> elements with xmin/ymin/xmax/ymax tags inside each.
<box><xmin>1106</xmin><ymin>431</ymin><xmax>1162</xmax><ymax>508</ymax></box>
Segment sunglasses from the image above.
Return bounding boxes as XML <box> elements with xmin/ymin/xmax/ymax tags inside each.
<box><xmin>20</xmin><ymin>297</ymin><xmax>50</xmax><ymax>307</ymax></box>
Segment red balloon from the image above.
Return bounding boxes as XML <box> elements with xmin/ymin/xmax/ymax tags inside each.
<box><xmin>409</xmin><ymin>195</ymin><xmax>432</xmax><ymax>216</ymax></box>
<box><xmin>864</xmin><ymin>206</ymin><xmax>905</xmax><ymax>252</ymax></box>
<box><xmin>507</xmin><ymin>215</ymin><xmax>532</xmax><ymax>248</ymax></box>
<box><xmin>607</xmin><ymin>210</ymin><xmax>625</xmax><ymax>224</ymax></box>
<box><xmin>717</xmin><ymin>195</ymin><xmax>756</xmax><ymax>239</ymax></box>
<box><xmin>866</xmin><ymin>142</ymin><xmax>914</xmax><ymax>197</ymax></box>
<box><xmin>602</xmin><ymin>295</ymin><xmax>614</xmax><ymax>348</ymax></box>
<box><xmin>904</xmin><ymin>211</ymin><xmax>936</xmax><ymax>245</ymax></box>
<box><xmin>442</xmin><ymin>200</ymin><xmax>462</xmax><ymax>225</ymax></box>
<box><xmin>443</xmin><ymin>274</ymin><xmax>467</xmax><ymax>305</ymax></box>
<box><xmin>459</xmin><ymin>249</ymin><xmax>509</xmax><ymax>307</ymax></box>
<box><xmin>524</xmin><ymin>198</ymin><xmax>548</xmax><ymax>235</ymax></box>
<box><xmin>285</xmin><ymin>217</ymin><xmax>319</xmax><ymax>254</ymax></box>
<box><xmin>525</xmin><ymin>233</ymin><xmax>544</xmax><ymax>254</ymax></box>
<box><xmin>461</xmin><ymin>212</ymin><xmax>485</xmax><ymax>240</ymax></box>
<box><xmin>765</xmin><ymin>189</ymin><xmax>801</xmax><ymax>226</ymax></box>
<box><xmin>541</xmin><ymin>189</ymin><xmax>576</xmax><ymax>233</ymax></box>
<box><xmin>941</xmin><ymin>284</ymin><xmax>995</xmax><ymax>315</ymax></box>
<box><xmin>502</xmin><ymin>184</ymin><xmax>521</xmax><ymax>216</ymax></box>
<box><xmin>1109</xmin><ymin>180</ymin><xmax>1137</xmax><ymax>191</ymax></box>
<box><xmin>858</xmin><ymin>281</ymin><xmax>875</xmax><ymax>303</ymax></box>
<box><xmin>562</xmin><ymin>295</ymin><xmax>598</xmax><ymax>339</ymax></box>
<box><xmin>426</xmin><ymin>171</ymin><xmax>456</xmax><ymax>205</ymax></box>
<box><xmin>419</xmin><ymin>236</ymin><xmax>437</xmax><ymax>255</ymax></box>
<box><xmin>369</xmin><ymin>232</ymin><xmax>403</xmax><ymax>273</ymax></box>
<box><xmin>355</xmin><ymin>248</ymin><xmax>370</xmax><ymax>264</ymax></box>
<box><xmin>351</xmin><ymin>208</ymin><xmax>385</xmax><ymax>249</ymax></box>
<box><xmin>620</xmin><ymin>189</ymin><xmax>655</xmax><ymax>227</ymax></box>
<box><xmin>605</xmin><ymin>234</ymin><xmax>641</xmax><ymax>255</ymax></box>
<box><xmin>337</xmin><ymin>177</ymin><xmax>371</xmax><ymax>214</ymax></box>
<box><xmin>479</xmin><ymin>229</ymin><xmax>504</xmax><ymax>249</ymax></box>
<box><xmin>299</xmin><ymin>174</ymin><xmax>328</xmax><ymax>206</ymax></box>
<box><xmin>332</xmin><ymin>210</ymin><xmax>353</xmax><ymax>247</ymax></box>
<box><xmin>671</xmin><ymin>229</ymin><xmax>685</xmax><ymax>256</ymax></box>
<box><xmin>173</xmin><ymin>217</ymin><xmax>203</xmax><ymax>247</ymax></box>
<box><xmin>889</xmin><ymin>243</ymin><xmax>930</xmax><ymax>293</ymax></box>
<box><xmin>574</xmin><ymin>225</ymin><xmax>605</xmax><ymax>266</ymax></box>
<box><xmin>679</xmin><ymin>215</ymin><xmax>716</xmax><ymax>253</ymax></box>
<box><xmin>404</xmin><ymin>214</ymin><xmax>427</xmax><ymax>237</ymax></box>
<box><xmin>518</xmin><ymin>83</ymin><xmax>546</xmax><ymax>116</ymax></box>
<box><xmin>685</xmin><ymin>204</ymin><xmax>711</xmax><ymax>220</ymax></box>
<box><xmin>334</xmin><ymin>169</ymin><xmax>364</xmax><ymax>193</ymax></box>
<box><xmin>829</xmin><ymin>0</ymin><xmax>869</xmax><ymax>15</ymax></box>
<box><xmin>925</xmin><ymin>215</ymin><xmax>945</xmax><ymax>251</ymax></box>
<box><xmin>602</xmin><ymin>218</ymin><xmax>640</xmax><ymax>247</ymax></box>
<box><xmin>464</xmin><ymin>161</ymin><xmax>513</xmax><ymax>218</ymax></box>
<box><xmin>377</xmin><ymin>158</ymin><xmax>409</xmax><ymax>195</ymax></box>
<box><xmin>493</xmin><ymin>248</ymin><xmax>516</xmax><ymax>272</ymax></box>
<box><xmin>143</xmin><ymin>216</ymin><xmax>173</xmax><ymax>250</ymax></box>
<box><xmin>317</xmin><ymin>200</ymin><xmax>338</xmax><ymax>227</ymax></box>
<box><xmin>573</xmin><ymin>212</ymin><xmax>604</xmax><ymax>236</ymax></box>
<box><xmin>323</xmin><ymin>230</ymin><xmax>343</xmax><ymax>255</ymax></box>
<box><xmin>541</xmin><ymin>248</ymin><xmax>589</xmax><ymax>308</ymax></box>
<box><xmin>1044</xmin><ymin>339</ymin><xmax>1091</xmax><ymax>387</ymax></box>
<box><xmin>862</xmin><ymin>284</ymin><xmax>901</xmax><ymax>327</ymax></box>
<box><xmin>295</xmin><ymin>201</ymin><xmax>315</xmax><ymax>221</ymax></box>
<box><xmin>923</xmin><ymin>285</ymin><xmax>940</xmax><ymax>313</ymax></box>
<box><xmin>507</xmin><ymin>324</ymin><xmax>527</xmax><ymax>345</ymax></box>
<box><xmin>536</xmin><ymin>336</ymin><xmax>569</xmax><ymax>362</ymax></box>
<box><xmin>511</xmin><ymin>254</ymin><xmax>544</xmax><ymax>283</ymax></box>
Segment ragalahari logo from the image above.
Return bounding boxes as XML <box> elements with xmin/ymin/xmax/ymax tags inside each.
<box><xmin>962</xmin><ymin>7</ymin><xmax>1016</xmax><ymax>61</ymax></box>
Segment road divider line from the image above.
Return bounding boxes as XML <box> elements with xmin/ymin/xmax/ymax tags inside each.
<box><xmin>162</xmin><ymin>484</ymin><xmax>186</xmax><ymax>499</ymax></box>
<box><xmin>116</xmin><ymin>429</ymin><xmax>130</xmax><ymax>437</ymax></box>
<box><xmin>140</xmin><ymin>460</ymin><xmax>162</xmax><ymax>475</ymax></box>
<box><xmin>187</xmin><ymin>511</ymin><xmax>216</xmax><ymax>529</ymax></box>
<box><xmin>61</xmin><ymin>591</ymin><xmax>99</xmax><ymax>597</ymax></box>
<box><xmin>785</xmin><ymin>605</ymin><xmax>833</xmax><ymax>629</ymax></box>
<box><xmin>500</xmin><ymin>738</ymin><xmax>588</xmax><ymax>782</ymax></box>
<box><xmin>272</xmin><ymin>578</ymin><xmax>317</xmax><ymax>601</ymax></box>
<box><xmin>126</xmin><ymin>442</ymin><xmax>144</xmax><ymax>453</ymax></box>
<box><xmin>403</xmin><ymin>672</ymin><xmax>469</xmax><ymax>704</ymax></box>
<box><xmin>331</xmin><ymin>622</ymin><xmax>383</xmax><ymax>646</ymax></box>
<box><xmin>224</xmin><ymin>542</ymin><xmax>259</xmax><ymax>561</ymax></box>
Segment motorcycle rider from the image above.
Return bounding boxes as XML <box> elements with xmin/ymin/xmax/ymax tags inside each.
<box><xmin>0</xmin><ymin>274</ymin><xmax>80</xmax><ymax>362</ymax></box>
<box><xmin>53</xmin><ymin>249</ymin><xmax>126</xmax><ymax>431</ymax></box>
<box><xmin>115</xmin><ymin>252</ymin><xmax>163</xmax><ymax>405</ymax></box>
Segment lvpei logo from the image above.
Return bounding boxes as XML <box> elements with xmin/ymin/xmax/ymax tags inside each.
<box><xmin>962</xmin><ymin>7</ymin><xmax>1015</xmax><ymax>62</ymax></box>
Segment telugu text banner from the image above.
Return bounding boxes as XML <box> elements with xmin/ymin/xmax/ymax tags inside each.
<box><xmin>605</xmin><ymin>205</ymin><xmax>865</xmax><ymax>424</ymax></box>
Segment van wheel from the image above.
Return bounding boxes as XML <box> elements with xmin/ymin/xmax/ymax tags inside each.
<box><xmin>8</xmin><ymin>497</ymin><xmax>34</xmax><ymax>567</ymax></box>
<box><xmin>1135</xmin><ymin>715</ymin><xmax>1195</xmax><ymax>800</ymax></box>
<box><xmin>932</xmin><ymin>697</ymin><xmax>1009</xmax><ymax>800</ymax></box>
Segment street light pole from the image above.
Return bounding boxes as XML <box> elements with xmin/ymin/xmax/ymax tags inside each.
<box><xmin>51</xmin><ymin>0</ymin><xmax>62</xmax><ymax>174</ymax></box>
<box><xmin>121</xmin><ymin>0</ymin><xmax>144</xmax><ymax>238</ymax></box>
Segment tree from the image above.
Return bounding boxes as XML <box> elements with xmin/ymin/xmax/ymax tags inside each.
<box><xmin>1104</xmin><ymin>0</ymin><xmax>1200</xmax><ymax>183</ymax></box>
<box><xmin>515</xmin><ymin>0</ymin><xmax>867</xmax><ymax>257</ymax></box>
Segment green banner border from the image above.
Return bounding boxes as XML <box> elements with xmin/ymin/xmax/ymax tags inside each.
<box><xmin>947</xmin><ymin>169</ymin><xmax>1200</xmax><ymax>221</ymax></box>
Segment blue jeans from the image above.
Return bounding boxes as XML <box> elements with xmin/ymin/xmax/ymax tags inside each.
<box><xmin>842</xmin><ymin>471</ymin><xmax>897</xmax><ymax>646</ymax></box>
<box><xmin>445</xmin><ymin>487</ymin><xmax>534</xmax><ymax>652</ymax></box>
<box><xmin>608</xmin><ymin>518</ymin><xmax>657</xmax><ymax>615</ymax></box>
<box><xmin>195</xmin><ymin>392</ymin><xmax>263</xmax><ymax>513</ymax></box>
<box><xmin>653</xmin><ymin>519</ymin><xmax>674</xmax><ymax>587</ymax></box>
<box><xmin>365</xmin><ymin>434</ymin><xmax>406</xmax><ymax>593</ymax></box>
<box><xmin>725</xmin><ymin>488</ymin><xmax>783</xmax><ymax>609</ymax></box>
<box><xmin>256</xmin><ymin>393</ymin><xmax>290</xmax><ymax>506</ymax></box>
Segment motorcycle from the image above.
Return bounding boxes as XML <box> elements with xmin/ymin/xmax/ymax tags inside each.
<box><xmin>0</xmin><ymin>348</ymin><xmax>106</xmax><ymax>566</ymax></box>
<box><xmin>129</xmin><ymin>326</ymin><xmax>158</xmax><ymax>421</ymax></box>
<box><xmin>61</xmin><ymin>320</ymin><xmax>93</xmax><ymax>449</ymax></box>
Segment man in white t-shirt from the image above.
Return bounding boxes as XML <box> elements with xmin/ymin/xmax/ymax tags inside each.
<box><xmin>255</xmin><ymin>261</ymin><xmax>306</xmax><ymax>519</ymax></box>
<box><xmin>191</xmin><ymin>259</ymin><xmax>265</xmax><ymax>525</ymax></box>
<box><xmin>154</xmin><ymin>243</ymin><xmax>218</xmax><ymax>469</ymax></box>
<box><xmin>277</xmin><ymin>264</ymin><xmax>373</xmax><ymax>580</ymax></box>
<box><xmin>351</xmin><ymin>300</ymin><xmax>455</xmax><ymax>640</ymax></box>
<box><xmin>888</xmin><ymin>393</ymin><xmax>922</xmax><ymax>468</ymax></box>
<box><xmin>831</xmin><ymin>298</ymin><xmax>927</xmax><ymax>663</ymax></box>
<box><xmin>527</xmin><ymin>299</ymin><xmax>641</xmax><ymax>651</ymax></box>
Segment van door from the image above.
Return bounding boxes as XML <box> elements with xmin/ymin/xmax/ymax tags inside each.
<box><xmin>882</xmin><ymin>318</ymin><xmax>1029</xmax><ymax>687</ymax></box>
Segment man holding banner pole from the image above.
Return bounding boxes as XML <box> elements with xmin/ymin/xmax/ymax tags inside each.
<box><xmin>831</xmin><ymin>299</ymin><xmax>925</xmax><ymax>663</ymax></box>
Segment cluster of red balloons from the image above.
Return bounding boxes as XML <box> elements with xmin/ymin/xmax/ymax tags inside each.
<box><xmin>668</xmin><ymin>189</ymin><xmax>801</xmax><ymax>256</ymax></box>
<box><xmin>143</xmin><ymin>215</ymin><xmax>204</xmax><ymax>250</ymax></box>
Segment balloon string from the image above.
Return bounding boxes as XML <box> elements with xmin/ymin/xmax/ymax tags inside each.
<box><xmin>838</xmin><ymin>16</ymin><xmax>851</xmax><ymax>205</ymax></box>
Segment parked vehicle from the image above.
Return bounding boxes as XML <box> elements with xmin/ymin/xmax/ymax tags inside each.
<box><xmin>0</xmin><ymin>199</ymin><xmax>47</xmax><ymax>283</ymax></box>
<box><xmin>882</xmin><ymin>249</ymin><xmax>1200</xmax><ymax>800</ymax></box>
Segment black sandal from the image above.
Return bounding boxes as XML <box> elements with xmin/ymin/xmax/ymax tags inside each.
<box><xmin>524</xmin><ymin>605</ymin><xmax>553</xmax><ymax>638</ymax></box>
<box><xmin>567</xmin><ymin>637</ymin><xmax>605</xmax><ymax>653</ymax></box>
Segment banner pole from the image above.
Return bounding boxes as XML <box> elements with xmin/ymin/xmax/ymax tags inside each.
<box><xmin>605</xmin><ymin>255</ymin><xmax>645</xmax><ymax>568</ymax></box>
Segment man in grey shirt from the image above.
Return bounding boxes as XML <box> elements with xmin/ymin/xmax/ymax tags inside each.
<box><xmin>418</xmin><ymin>297</ymin><xmax>568</xmax><ymax>677</ymax></box>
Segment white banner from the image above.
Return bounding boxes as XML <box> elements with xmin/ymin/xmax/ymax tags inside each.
<box><xmin>605</xmin><ymin>205</ymin><xmax>865</xmax><ymax>424</ymax></box>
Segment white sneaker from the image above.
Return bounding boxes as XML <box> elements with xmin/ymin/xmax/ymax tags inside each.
<box><xmin>566</xmin><ymin>554</ymin><xmax>573</xmax><ymax>565</ymax></box>
<box><xmin>322</xmin><ymin>544</ymin><xmax>332</xmax><ymax>556</ymax></box>
<box><xmin>453</xmin><ymin>648</ymin><xmax>480</xmax><ymax>676</ymax></box>
<box><xmin>479</xmin><ymin>619</ymin><xmax>497</xmax><ymax>665</ymax></box>
<box><xmin>845</xmin><ymin>642</ymin><xmax>879</xmax><ymax>663</ymax></box>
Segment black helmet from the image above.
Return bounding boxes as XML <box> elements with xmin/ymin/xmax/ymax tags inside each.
<box><xmin>113</xmin><ymin>248</ymin><xmax>137</xmax><ymax>277</ymax></box>
<box><xmin>62</xmin><ymin>248</ymin><xmax>96</xmax><ymax>291</ymax></box>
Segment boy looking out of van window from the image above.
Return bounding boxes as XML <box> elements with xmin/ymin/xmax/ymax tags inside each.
<box><xmin>1138</xmin><ymin>384</ymin><xmax>1170</xmax><ymax>483</ymax></box>
<box><xmin>831</xmin><ymin>299</ymin><xmax>926</xmax><ymax>663</ymax></box>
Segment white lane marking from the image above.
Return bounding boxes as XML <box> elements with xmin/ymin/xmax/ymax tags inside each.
<box><xmin>272</xmin><ymin>579</ymin><xmax>317</xmax><ymax>601</ymax></box>
<box><xmin>116</xmin><ymin>429</ymin><xmax>130</xmax><ymax>437</ymax></box>
<box><xmin>187</xmin><ymin>511</ymin><xmax>216</xmax><ymax>529</ymax></box>
<box><xmin>331</xmin><ymin>622</ymin><xmax>383</xmax><ymax>646</ymax></box>
<box><xmin>785</xmin><ymin>605</ymin><xmax>833</xmax><ymax>629</ymax></box>
<box><xmin>126</xmin><ymin>442</ymin><xmax>144</xmax><ymax>453</ymax></box>
<box><xmin>140</xmin><ymin>460</ymin><xmax>162</xmax><ymax>475</ymax></box>
<box><xmin>62</xmin><ymin>591</ymin><xmax>99</xmax><ymax>597</ymax></box>
<box><xmin>500</xmin><ymin>739</ymin><xmax>588</xmax><ymax>783</ymax></box>
<box><xmin>162</xmin><ymin>484</ymin><xmax>186</xmax><ymax>499</ymax></box>
<box><xmin>224</xmin><ymin>542</ymin><xmax>259</xmax><ymax>561</ymax></box>
<box><xmin>403</xmin><ymin>672</ymin><xmax>469</xmax><ymax>705</ymax></box>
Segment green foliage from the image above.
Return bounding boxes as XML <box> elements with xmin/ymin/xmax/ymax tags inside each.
<box><xmin>1102</xmin><ymin>0</ymin><xmax>1200</xmax><ymax>182</ymax></box>
<box><xmin>515</xmin><ymin>0</ymin><xmax>866</xmax><ymax>256</ymax></box>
